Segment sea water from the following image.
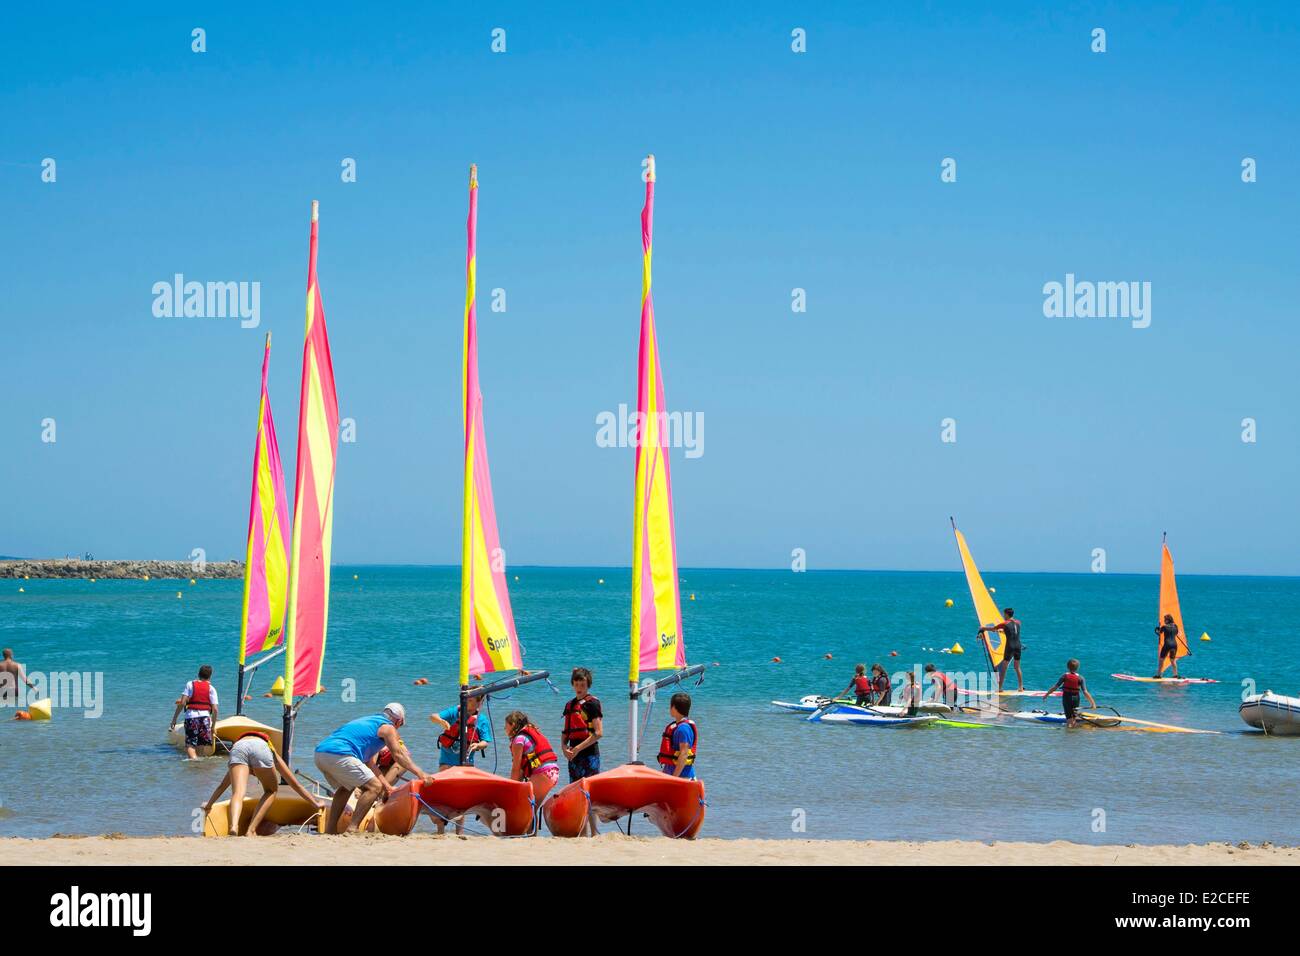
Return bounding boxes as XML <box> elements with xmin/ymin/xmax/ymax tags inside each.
<box><xmin>1</xmin><ymin>567</ymin><xmax>1297</xmax><ymax>844</ymax></box>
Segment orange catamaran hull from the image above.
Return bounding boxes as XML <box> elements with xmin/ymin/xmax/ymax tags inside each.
<box><xmin>374</xmin><ymin>766</ymin><xmax>535</xmax><ymax>836</ymax></box>
<box><xmin>543</xmin><ymin>763</ymin><xmax>705</xmax><ymax>840</ymax></box>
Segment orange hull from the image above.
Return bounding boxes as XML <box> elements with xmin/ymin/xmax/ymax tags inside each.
<box><xmin>543</xmin><ymin>763</ymin><xmax>705</xmax><ymax>839</ymax></box>
<box><xmin>374</xmin><ymin>766</ymin><xmax>535</xmax><ymax>837</ymax></box>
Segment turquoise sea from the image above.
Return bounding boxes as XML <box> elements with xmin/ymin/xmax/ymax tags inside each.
<box><xmin>2</xmin><ymin>567</ymin><xmax>1297</xmax><ymax>844</ymax></box>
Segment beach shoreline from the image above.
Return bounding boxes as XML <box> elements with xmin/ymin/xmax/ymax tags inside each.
<box><xmin>7</xmin><ymin>835</ymin><xmax>1296</xmax><ymax>866</ymax></box>
<box><xmin>0</xmin><ymin>559</ymin><xmax>242</xmax><ymax>579</ymax></box>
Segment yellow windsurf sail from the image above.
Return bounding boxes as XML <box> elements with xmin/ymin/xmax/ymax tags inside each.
<box><xmin>1157</xmin><ymin>535</ymin><xmax>1191</xmax><ymax>674</ymax></box>
<box><xmin>951</xmin><ymin>519</ymin><xmax>1004</xmax><ymax>670</ymax></box>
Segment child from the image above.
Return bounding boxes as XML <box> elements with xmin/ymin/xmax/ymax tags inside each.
<box><xmin>561</xmin><ymin>667</ymin><xmax>603</xmax><ymax>782</ymax></box>
<box><xmin>869</xmin><ymin>663</ymin><xmax>892</xmax><ymax>705</ymax></box>
<box><xmin>170</xmin><ymin>664</ymin><xmax>219</xmax><ymax>759</ymax></box>
<box><xmin>430</xmin><ymin>691</ymin><xmax>492</xmax><ymax>769</ymax></box>
<box><xmin>838</xmin><ymin>664</ymin><xmax>873</xmax><ymax>706</ymax></box>
<box><xmin>1044</xmin><ymin>659</ymin><xmax>1097</xmax><ymax>728</ymax></box>
<box><xmin>924</xmin><ymin>663</ymin><xmax>958</xmax><ymax>706</ymax></box>
<box><xmin>898</xmin><ymin>671</ymin><xmax>920</xmax><ymax>716</ymax></box>
<box><xmin>657</xmin><ymin>692</ymin><xmax>699</xmax><ymax>779</ymax></box>
<box><xmin>505</xmin><ymin>711</ymin><xmax>560</xmax><ymax>805</ymax></box>
<box><xmin>201</xmin><ymin>731</ymin><xmax>326</xmax><ymax>836</ymax></box>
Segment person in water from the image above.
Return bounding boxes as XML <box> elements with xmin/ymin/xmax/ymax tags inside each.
<box><xmin>1154</xmin><ymin>614</ymin><xmax>1182</xmax><ymax>678</ymax></box>
<box><xmin>201</xmin><ymin>731</ymin><xmax>325</xmax><ymax>836</ymax></box>
<box><xmin>657</xmin><ymin>692</ymin><xmax>699</xmax><ymax>779</ymax></box>
<box><xmin>1044</xmin><ymin>659</ymin><xmax>1097</xmax><ymax>728</ymax></box>
<box><xmin>924</xmin><ymin>663</ymin><xmax>958</xmax><ymax>706</ymax></box>
<box><xmin>979</xmin><ymin>607</ymin><xmax>1024</xmax><ymax>691</ymax></box>
<box><xmin>505</xmin><ymin>710</ymin><xmax>560</xmax><ymax>809</ymax></box>
<box><xmin>897</xmin><ymin>670</ymin><xmax>921</xmax><ymax>716</ymax></box>
<box><xmin>314</xmin><ymin>703</ymin><xmax>432</xmax><ymax>834</ymax></box>
<box><xmin>838</xmin><ymin>664</ymin><xmax>873</xmax><ymax>706</ymax></box>
<box><xmin>430</xmin><ymin>691</ymin><xmax>492</xmax><ymax>769</ymax></box>
<box><xmin>869</xmin><ymin>663</ymin><xmax>892</xmax><ymax>706</ymax></box>
<box><xmin>169</xmin><ymin>664</ymin><xmax>219</xmax><ymax>759</ymax></box>
<box><xmin>0</xmin><ymin>648</ymin><xmax>36</xmax><ymax>707</ymax></box>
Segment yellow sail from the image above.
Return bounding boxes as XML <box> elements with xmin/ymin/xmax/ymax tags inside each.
<box><xmin>951</xmin><ymin>522</ymin><xmax>1005</xmax><ymax>669</ymax></box>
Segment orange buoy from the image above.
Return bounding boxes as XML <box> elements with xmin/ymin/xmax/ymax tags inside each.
<box><xmin>243</xmin><ymin>695</ymin><xmax>252</xmax><ymax>701</ymax></box>
<box><xmin>14</xmin><ymin>711</ymin><xmax>32</xmax><ymax>721</ymax></box>
<box><xmin>771</xmin><ymin>656</ymin><xmax>782</xmax><ymax>663</ymax></box>
<box><xmin>824</xmin><ymin>653</ymin><xmax>833</xmax><ymax>660</ymax></box>
<box><xmin>889</xmin><ymin>650</ymin><xmax>898</xmax><ymax>657</ymax></box>
<box><xmin>263</xmin><ymin>692</ymin><xmax>276</xmax><ymax>698</ymax></box>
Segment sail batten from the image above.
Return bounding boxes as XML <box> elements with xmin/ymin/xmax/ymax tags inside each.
<box><xmin>239</xmin><ymin>335</ymin><xmax>290</xmax><ymax>663</ymax></box>
<box><xmin>951</xmin><ymin>523</ymin><xmax>1005</xmax><ymax>670</ymax></box>
<box><xmin>283</xmin><ymin>201</ymin><xmax>339</xmax><ymax>704</ymax></box>
<box><xmin>629</xmin><ymin>155</ymin><xmax>686</xmax><ymax>683</ymax></box>
<box><xmin>1158</xmin><ymin>538</ymin><xmax>1191</xmax><ymax>673</ymax></box>
<box><xmin>459</xmin><ymin>166</ymin><xmax>522</xmax><ymax>684</ymax></box>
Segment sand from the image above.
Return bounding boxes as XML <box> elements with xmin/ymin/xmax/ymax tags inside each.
<box><xmin>7</xmin><ymin>834</ymin><xmax>1297</xmax><ymax>866</ymax></box>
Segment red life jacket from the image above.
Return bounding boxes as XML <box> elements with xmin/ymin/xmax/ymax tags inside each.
<box><xmin>656</xmin><ymin>718</ymin><xmax>698</xmax><ymax>768</ymax></box>
<box><xmin>1061</xmin><ymin>672</ymin><xmax>1083</xmax><ymax>693</ymax></box>
<box><xmin>873</xmin><ymin>673</ymin><xmax>891</xmax><ymax>694</ymax></box>
<box><xmin>188</xmin><ymin>680</ymin><xmax>213</xmax><ymax>712</ymax></box>
<box><xmin>437</xmin><ymin>711</ymin><xmax>479</xmax><ymax>751</ymax></box>
<box><xmin>515</xmin><ymin>726</ymin><xmax>557</xmax><ymax>776</ymax></box>
<box><xmin>235</xmin><ymin>730</ymin><xmax>274</xmax><ymax>753</ymax></box>
<box><xmin>562</xmin><ymin>694</ymin><xmax>598</xmax><ymax>747</ymax></box>
<box><xmin>852</xmin><ymin>676</ymin><xmax>871</xmax><ymax>694</ymax></box>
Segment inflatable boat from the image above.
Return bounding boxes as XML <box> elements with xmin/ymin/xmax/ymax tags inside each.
<box><xmin>1239</xmin><ymin>691</ymin><xmax>1300</xmax><ymax>736</ymax></box>
<box><xmin>543</xmin><ymin>763</ymin><xmax>706</xmax><ymax>840</ymax></box>
<box><xmin>373</xmin><ymin>766</ymin><xmax>536</xmax><ymax>836</ymax></box>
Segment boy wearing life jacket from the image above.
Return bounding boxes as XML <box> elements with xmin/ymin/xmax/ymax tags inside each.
<box><xmin>505</xmin><ymin>710</ymin><xmax>560</xmax><ymax>807</ymax></box>
<box><xmin>561</xmin><ymin>667</ymin><xmax>603</xmax><ymax>782</ymax></box>
<box><xmin>430</xmin><ymin>691</ymin><xmax>492</xmax><ymax>769</ymax></box>
<box><xmin>201</xmin><ymin>731</ymin><xmax>326</xmax><ymax>836</ymax></box>
<box><xmin>924</xmin><ymin>663</ymin><xmax>958</xmax><ymax>706</ymax></box>
<box><xmin>1044</xmin><ymin>659</ymin><xmax>1097</xmax><ymax>728</ymax></box>
<box><xmin>169</xmin><ymin>664</ymin><xmax>219</xmax><ymax>759</ymax></box>
<box><xmin>657</xmin><ymin>692</ymin><xmax>699</xmax><ymax>779</ymax></box>
<box><xmin>838</xmin><ymin>664</ymin><xmax>872</xmax><ymax>706</ymax></box>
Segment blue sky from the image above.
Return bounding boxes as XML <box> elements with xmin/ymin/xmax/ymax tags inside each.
<box><xmin>2</xmin><ymin>3</ymin><xmax>1298</xmax><ymax>574</ymax></box>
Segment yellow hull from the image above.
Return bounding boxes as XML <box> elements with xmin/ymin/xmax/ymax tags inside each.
<box><xmin>203</xmin><ymin>789</ymin><xmax>323</xmax><ymax>836</ymax></box>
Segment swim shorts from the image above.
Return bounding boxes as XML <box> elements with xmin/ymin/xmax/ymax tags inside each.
<box><xmin>184</xmin><ymin>715</ymin><xmax>213</xmax><ymax>748</ymax></box>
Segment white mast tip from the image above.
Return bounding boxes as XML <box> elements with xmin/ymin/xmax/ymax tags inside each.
<box><xmin>311</xmin><ymin>200</ymin><xmax>319</xmax><ymax>222</ymax></box>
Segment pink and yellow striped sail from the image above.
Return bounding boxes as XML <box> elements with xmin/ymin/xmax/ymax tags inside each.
<box><xmin>239</xmin><ymin>334</ymin><xmax>291</xmax><ymax>664</ymax></box>
<box><xmin>283</xmin><ymin>201</ymin><xmax>340</xmax><ymax>704</ymax></box>
<box><xmin>629</xmin><ymin>155</ymin><xmax>686</xmax><ymax>683</ymax></box>
<box><xmin>459</xmin><ymin>166</ymin><xmax>522</xmax><ymax>685</ymax></box>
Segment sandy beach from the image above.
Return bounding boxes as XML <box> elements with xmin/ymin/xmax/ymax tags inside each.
<box><xmin>9</xmin><ymin>835</ymin><xmax>1296</xmax><ymax>866</ymax></box>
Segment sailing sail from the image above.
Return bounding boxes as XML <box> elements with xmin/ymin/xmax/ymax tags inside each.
<box><xmin>951</xmin><ymin>521</ymin><xmax>1005</xmax><ymax>670</ymax></box>
<box><xmin>283</xmin><ymin>201</ymin><xmax>340</xmax><ymax>704</ymax></box>
<box><xmin>629</xmin><ymin>155</ymin><xmax>686</xmax><ymax>684</ymax></box>
<box><xmin>239</xmin><ymin>334</ymin><xmax>291</xmax><ymax>663</ymax></box>
<box><xmin>459</xmin><ymin>166</ymin><xmax>522</xmax><ymax>685</ymax></box>
<box><xmin>1158</xmin><ymin>537</ymin><xmax>1190</xmax><ymax>673</ymax></box>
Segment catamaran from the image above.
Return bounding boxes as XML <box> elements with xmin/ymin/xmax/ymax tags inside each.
<box><xmin>205</xmin><ymin>200</ymin><xmax>341</xmax><ymax>834</ymax></box>
<box><xmin>1112</xmin><ymin>534</ymin><xmax>1217</xmax><ymax>685</ymax></box>
<box><xmin>544</xmin><ymin>155</ymin><xmax>707</xmax><ymax>839</ymax></box>
<box><xmin>373</xmin><ymin>166</ymin><xmax>549</xmax><ymax>837</ymax></box>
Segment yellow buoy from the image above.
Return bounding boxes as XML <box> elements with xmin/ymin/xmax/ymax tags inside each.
<box><xmin>1200</xmin><ymin>632</ymin><xmax>1211</xmax><ymax>642</ymax></box>
<box><xmin>690</xmin><ymin>593</ymin><xmax>696</xmax><ymax>601</ymax></box>
<box><xmin>23</xmin><ymin>574</ymin><xmax>30</xmax><ymax>580</ymax></box>
<box><xmin>90</xmin><ymin>578</ymin><xmax>96</xmax><ymax>583</ymax></box>
<box><xmin>950</xmin><ymin>642</ymin><xmax>964</xmax><ymax>655</ymax></box>
<box><xmin>944</xmin><ymin>598</ymin><xmax>954</xmax><ymax>607</ymax></box>
<box><xmin>143</xmin><ymin>574</ymin><xmax>150</xmax><ymax>581</ymax></box>
<box><xmin>989</xmin><ymin>587</ymin><xmax>996</xmax><ymax>594</ymax></box>
<box><xmin>190</xmin><ymin>578</ymin><xmax>196</xmax><ymax>585</ymax></box>
<box><xmin>28</xmin><ymin>698</ymin><xmax>53</xmax><ymax>721</ymax></box>
<box><xmin>353</xmin><ymin>574</ymin><xmax>359</xmax><ymax>580</ymax></box>
<box><xmin>269</xmin><ymin>675</ymin><xmax>286</xmax><ymax>694</ymax></box>
<box><xmin>514</xmin><ymin>575</ymin><xmax>519</xmax><ymax>581</ymax></box>
<box><xmin>176</xmin><ymin>591</ymin><xmax>183</xmax><ymax>599</ymax></box>
<box><xmin>18</xmin><ymin>587</ymin><xmax>24</xmax><ymax>593</ymax></box>
<box><xmin>598</xmin><ymin>578</ymin><xmax>605</xmax><ymax>585</ymax></box>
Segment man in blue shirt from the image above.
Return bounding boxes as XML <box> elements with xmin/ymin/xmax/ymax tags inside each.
<box><xmin>656</xmin><ymin>692</ymin><xmax>699</xmax><ymax>780</ymax></box>
<box><xmin>314</xmin><ymin>703</ymin><xmax>431</xmax><ymax>833</ymax></box>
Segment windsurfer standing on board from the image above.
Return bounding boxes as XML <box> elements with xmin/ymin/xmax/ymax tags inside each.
<box><xmin>1154</xmin><ymin>614</ymin><xmax>1181</xmax><ymax>678</ymax></box>
<box><xmin>979</xmin><ymin>608</ymin><xmax>1024</xmax><ymax>692</ymax></box>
